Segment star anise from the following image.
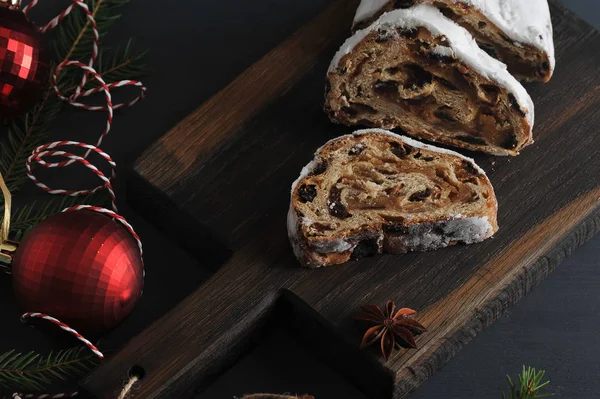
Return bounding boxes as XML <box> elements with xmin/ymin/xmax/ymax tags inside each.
<box><xmin>355</xmin><ymin>300</ymin><xmax>427</xmax><ymax>360</ymax></box>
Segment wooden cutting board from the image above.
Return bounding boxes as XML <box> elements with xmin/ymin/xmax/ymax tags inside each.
<box><xmin>82</xmin><ymin>1</ymin><xmax>600</xmax><ymax>398</ymax></box>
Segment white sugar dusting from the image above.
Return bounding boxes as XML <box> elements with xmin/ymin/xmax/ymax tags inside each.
<box><xmin>354</xmin><ymin>0</ymin><xmax>555</xmax><ymax>71</ymax></box>
<box><xmin>330</xmin><ymin>5</ymin><xmax>534</xmax><ymax>127</ymax></box>
<box><xmin>355</xmin><ymin>0</ymin><xmax>389</xmax><ymax>23</ymax></box>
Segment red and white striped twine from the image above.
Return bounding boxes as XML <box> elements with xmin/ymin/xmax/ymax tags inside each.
<box><xmin>62</xmin><ymin>205</ymin><xmax>145</xmax><ymax>275</ymax></box>
<box><xmin>26</xmin><ymin>141</ymin><xmax>118</xmax><ymax>211</ymax></box>
<box><xmin>13</xmin><ymin>392</ymin><xmax>78</xmax><ymax>399</ymax></box>
<box><xmin>20</xmin><ymin>313</ymin><xmax>105</xmax><ymax>360</ymax></box>
<box><xmin>14</xmin><ymin>1</ymin><xmax>147</xmax><ymax>398</ymax></box>
<box><xmin>11</xmin><ymin>312</ymin><xmax>104</xmax><ymax>399</ymax></box>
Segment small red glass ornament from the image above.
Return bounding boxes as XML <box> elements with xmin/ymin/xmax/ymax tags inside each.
<box><xmin>0</xmin><ymin>0</ymin><xmax>50</xmax><ymax>118</ymax></box>
<box><xmin>10</xmin><ymin>210</ymin><xmax>144</xmax><ymax>335</ymax></box>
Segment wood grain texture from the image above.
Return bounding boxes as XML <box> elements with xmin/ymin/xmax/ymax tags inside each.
<box><xmin>82</xmin><ymin>1</ymin><xmax>600</xmax><ymax>398</ymax></box>
<box><xmin>137</xmin><ymin>0</ymin><xmax>360</xmax><ymax>193</ymax></box>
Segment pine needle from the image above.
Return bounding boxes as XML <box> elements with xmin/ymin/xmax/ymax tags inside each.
<box><xmin>503</xmin><ymin>366</ymin><xmax>552</xmax><ymax>399</ymax></box>
<box><xmin>7</xmin><ymin>191</ymin><xmax>110</xmax><ymax>240</ymax></box>
<box><xmin>0</xmin><ymin>348</ymin><xmax>99</xmax><ymax>393</ymax></box>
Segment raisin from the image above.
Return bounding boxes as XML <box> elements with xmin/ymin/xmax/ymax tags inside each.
<box><xmin>478</xmin><ymin>21</ymin><xmax>487</xmax><ymax>28</ymax></box>
<box><xmin>501</xmin><ymin>133</ymin><xmax>519</xmax><ymax>150</ymax></box>
<box><xmin>406</xmin><ymin>64</ymin><xmax>432</xmax><ymax>87</ymax></box>
<box><xmin>383</xmin><ymin>224</ymin><xmax>409</xmax><ymax>234</ymax></box>
<box><xmin>397</xmin><ymin>28</ymin><xmax>417</xmax><ymax>39</ymax></box>
<box><xmin>500</xmin><ymin>33</ymin><xmax>514</xmax><ymax>44</ymax></box>
<box><xmin>433</xmin><ymin>224</ymin><xmax>446</xmax><ymax>235</ymax></box>
<box><xmin>374</xmin><ymin>80</ymin><xmax>399</xmax><ymax>95</ymax></box>
<box><xmin>390</xmin><ymin>141</ymin><xmax>413</xmax><ymax>158</ymax></box>
<box><xmin>435</xmin><ymin>106</ymin><xmax>457</xmax><ymax>122</ymax></box>
<box><xmin>537</xmin><ymin>61</ymin><xmax>550</xmax><ymax>77</ymax></box>
<box><xmin>376</xmin><ymin>29</ymin><xmax>391</xmax><ymax>43</ymax></box>
<box><xmin>435</xmin><ymin>76</ymin><xmax>457</xmax><ymax>90</ymax></box>
<box><xmin>348</xmin><ymin>143</ymin><xmax>366</xmax><ymax>156</ymax></box>
<box><xmin>456</xmin><ymin>136</ymin><xmax>487</xmax><ymax>146</ymax></box>
<box><xmin>311</xmin><ymin>223</ymin><xmax>334</xmax><ymax>234</ymax></box>
<box><xmin>351</xmin><ymin>103</ymin><xmax>377</xmax><ymax>114</ymax></box>
<box><xmin>423</xmin><ymin>156</ymin><xmax>435</xmax><ymax>162</ymax></box>
<box><xmin>413</xmin><ymin>151</ymin><xmax>422</xmax><ymax>159</ymax></box>
<box><xmin>427</xmin><ymin>52</ymin><xmax>455</xmax><ymax>64</ymax></box>
<box><xmin>409</xmin><ymin>188</ymin><xmax>432</xmax><ymax>202</ymax></box>
<box><xmin>438</xmin><ymin>6</ymin><xmax>456</xmax><ymax>20</ymax></box>
<box><xmin>298</xmin><ymin>185</ymin><xmax>317</xmax><ymax>203</ymax></box>
<box><xmin>478</xmin><ymin>42</ymin><xmax>498</xmax><ymax>58</ymax></box>
<box><xmin>393</xmin><ymin>0</ymin><xmax>415</xmax><ymax>8</ymax></box>
<box><xmin>310</xmin><ymin>160</ymin><xmax>328</xmax><ymax>176</ymax></box>
<box><xmin>351</xmin><ymin>238</ymin><xmax>380</xmax><ymax>260</ymax></box>
<box><xmin>341</xmin><ymin>106</ymin><xmax>358</xmax><ymax>116</ymax></box>
<box><xmin>480</xmin><ymin>107</ymin><xmax>494</xmax><ymax>116</ymax></box>
<box><xmin>508</xmin><ymin>93</ymin><xmax>526</xmax><ymax>117</ymax></box>
<box><xmin>461</xmin><ymin>160</ymin><xmax>481</xmax><ymax>176</ymax></box>
<box><xmin>328</xmin><ymin>186</ymin><xmax>351</xmax><ymax>219</ymax></box>
<box><xmin>479</xmin><ymin>84</ymin><xmax>501</xmax><ymax>105</ymax></box>
<box><xmin>405</xmin><ymin>97</ymin><xmax>426</xmax><ymax>106</ymax></box>
<box><xmin>357</xmin><ymin>119</ymin><xmax>377</xmax><ymax>127</ymax></box>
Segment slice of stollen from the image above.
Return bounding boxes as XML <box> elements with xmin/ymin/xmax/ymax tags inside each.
<box><xmin>353</xmin><ymin>0</ymin><xmax>555</xmax><ymax>82</ymax></box>
<box><xmin>288</xmin><ymin>129</ymin><xmax>498</xmax><ymax>268</ymax></box>
<box><xmin>326</xmin><ymin>4</ymin><xmax>534</xmax><ymax>156</ymax></box>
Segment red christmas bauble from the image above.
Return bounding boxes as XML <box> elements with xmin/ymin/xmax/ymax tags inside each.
<box><xmin>0</xmin><ymin>3</ymin><xmax>50</xmax><ymax>118</ymax></box>
<box><xmin>11</xmin><ymin>211</ymin><xmax>144</xmax><ymax>335</ymax></box>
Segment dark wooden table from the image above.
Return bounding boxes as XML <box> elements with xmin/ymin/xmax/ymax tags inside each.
<box><xmin>1</xmin><ymin>1</ymin><xmax>599</xmax><ymax>398</ymax></box>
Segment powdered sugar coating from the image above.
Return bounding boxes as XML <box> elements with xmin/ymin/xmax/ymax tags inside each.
<box><xmin>355</xmin><ymin>0</ymin><xmax>389</xmax><ymax>23</ymax></box>
<box><xmin>354</xmin><ymin>0</ymin><xmax>555</xmax><ymax>71</ymax></box>
<box><xmin>330</xmin><ymin>5</ymin><xmax>534</xmax><ymax>127</ymax></box>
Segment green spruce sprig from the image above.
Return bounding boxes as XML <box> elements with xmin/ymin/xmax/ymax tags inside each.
<box><xmin>503</xmin><ymin>366</ymin><xmax>552</xmax><ymax>399</ymax></box>
<box><xmin>0</xmin><ymin>348</ymin><xmax>99</xmax><ymax>392</ymax></box>
<box><xmin>9</xmin><ymin>192</ymin><xmax>108</xmax><ymax>240</ymax></box>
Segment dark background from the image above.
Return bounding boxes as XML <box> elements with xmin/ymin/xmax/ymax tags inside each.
<box><xmin>1</xmin><ymin>0</ymin><xmax>599</xmax><ymax>398</ymax></box>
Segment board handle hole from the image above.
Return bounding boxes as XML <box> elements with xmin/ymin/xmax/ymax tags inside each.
<box><xmin>128</xmin><ymin>365</ymin><xmax>146</xmax><ymax>380</ymax></box>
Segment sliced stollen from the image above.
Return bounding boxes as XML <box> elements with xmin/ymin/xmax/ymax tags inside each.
<box><xmin>288</xmin><ymin>129</ymin><xmax>498</xmax><ymax>268</ymax></box>
<box><xmin>325</xmin><ymin>5</ymin><xmax>534</xmax><ymax>156</ymax></box>
<box><xmin>353</xmin><ymin>0</ymin><xmax>555</xmax><ymax>82</ymax></box>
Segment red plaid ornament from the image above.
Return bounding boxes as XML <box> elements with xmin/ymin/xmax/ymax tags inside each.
<box><xmin>0</xmin><ymin>0</ymin><xmax>50</xmax><ymax>117</ymax></box>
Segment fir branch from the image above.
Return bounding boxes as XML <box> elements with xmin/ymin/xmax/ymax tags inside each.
<box><xmin>53</xmin><ymin>0</ymin><xmax>133</xmax><ymax>63</ymax></box>
<box><xmin>0</xmin><ymin>89</ymin><xmax>63</xmax><ymax>194</ymax></box>
<box><xmin>8</xmin><ymin>191</ymin><xmax>109</xmax><ymax>240</ymax></box>
<box><xmin>68</xmin><ymin>39</ymin><xmax>149</xmax><ymax>92</ymax></box>
<box><xmin>503</xmin><ymin>366</ymin><xmax>552</xmax><ymax>399</ymax></box>
<box><xmin>0</xmin><ymin>348</ymin><xmax>99</xmax><ymax>392</ymax></box>
<box><xmin>94</xmin><ymin>39</ymin><xmax>149</xmax><ymax>84</ymax></box>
